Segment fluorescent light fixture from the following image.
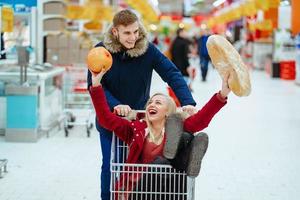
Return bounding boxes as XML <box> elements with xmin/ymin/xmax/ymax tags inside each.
<box><xmin>213</xmin><ymin>0</ymin><xmax>226</xmax><ymax>7</ymax></box>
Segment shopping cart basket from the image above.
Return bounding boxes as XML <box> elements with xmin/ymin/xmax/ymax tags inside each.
<box><xmin>63</xmin><ymin>66</ymin><xmax>93</xmax><ymax>137</ymax></box>
<box><xmin>110</xmin><ymin>120</ymin><xmax>195</xmax><ymax>200</ymax></box>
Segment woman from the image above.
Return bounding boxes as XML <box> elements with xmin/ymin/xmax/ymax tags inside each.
<box><xmin>89</xmin><ymin>69</ymin><xmax>231</xmax><ymax>198</ymax></box>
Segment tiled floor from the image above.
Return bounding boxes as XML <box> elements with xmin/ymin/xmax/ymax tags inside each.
<box><xmin>1</xmin><ymin>68</ymin><xmax>300</xmax><ymax>200</ymax></box>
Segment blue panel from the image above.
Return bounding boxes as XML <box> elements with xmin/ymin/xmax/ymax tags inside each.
<box><xmin>6</xmin><ymin>95</ymin><xmax>38</xmax><ymax>128</ymax></box>
<box><xmin>1</xmin><ymin>0</ymin><xmax>37</xmax><ymax>7</ymax></box>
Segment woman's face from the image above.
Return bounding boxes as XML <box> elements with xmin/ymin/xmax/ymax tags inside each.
<box><xmin>146</xmin><ymin>95</ymin><xmax>169</xmax><ymax>123</ymax></box>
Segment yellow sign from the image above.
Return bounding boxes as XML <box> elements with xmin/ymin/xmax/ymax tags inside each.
<box><xmin>1</xmin><ymin>7</ymin><xmax>14</xmax><ymax>32</ymax></box>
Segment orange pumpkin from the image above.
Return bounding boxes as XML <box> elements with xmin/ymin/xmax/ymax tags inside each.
<box><xmin>86</xmin><ymin>47</ymin><xmax>113</xmax><ymax>73</ymax></box>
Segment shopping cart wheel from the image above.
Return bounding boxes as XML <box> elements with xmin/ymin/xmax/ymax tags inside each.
<box><xmin>64</xmin><ymin>127</ymin><xmax>69</xmax><ymax>137</ymax></box>
<box><xmin>65</xmin><ymin>112</ymin><xmax>76</xmax><ymax>129</ymax></box>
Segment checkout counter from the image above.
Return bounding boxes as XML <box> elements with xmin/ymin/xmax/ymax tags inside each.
<box><xmin>0</xmin><ymin>61</ymin><xmax>65</xmax><ymax>142</ymax></box>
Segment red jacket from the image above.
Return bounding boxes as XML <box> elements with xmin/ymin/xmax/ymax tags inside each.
<box><xmin>89</xmin><ymin>86</ymin><xmax>227</xmax><ymax>198</ymax></box>
<box><xmin>89</xmin><ymin>85</ymin><xmax>227</xmax><ymax>165</ymax></box>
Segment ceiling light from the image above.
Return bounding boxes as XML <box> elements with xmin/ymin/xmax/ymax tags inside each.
<box><xmin>179</xmin><ymin>23</ymin><xmax>185</xmax><ymax>28</ymax></box>
<box><xmin>149</xmin><ymin>24</ymin><xmax>157</xmax><ymax>31</ymax></box>
<box><xmin>200</xmin><ymin>23</ymin><xmax>207</xmax><ymax>29</ymax></box>
<box><xmin>150</xmin><ymin>0</ymin><xmax>159</xmax><ymax>7</ymax></box>
<box><xmin>280</xmin><ymin>0</ymin><xmax>290</xmax><ymax>6</ymax></box>
<box><xmin>213</xmin><ymin>0</ymin><xmax>226</xmax><ymax>7</ymax></box>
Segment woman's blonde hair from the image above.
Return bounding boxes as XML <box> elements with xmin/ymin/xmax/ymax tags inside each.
<box><xmin>145</xmin><ymin>93</ymin><xmax>177</xmax><ymax>118</ymax></box>
<box><xmin>144</xmin><ymin>93</ymin><xmax>177</xmax><ymax>144</ymax></box>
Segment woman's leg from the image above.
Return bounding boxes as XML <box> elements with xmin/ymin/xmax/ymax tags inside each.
<box><xmin>200</xmin><ymin>57</ymin><xmax>209</xmax><ymax>81</ymax></box>
<box><xmin>170</xmin><ymin>132</ymin><xmax>209</xmax><ymax>177</ymax></box>
<box><xmin>186</xmin><ymin>132</ymin><xmax>209</xmax><ymax>177</ymax></box>
<box><xmin>163</xmin><ymin>113</ymin><xmax>184</xmax><ymax>159</ymax></box>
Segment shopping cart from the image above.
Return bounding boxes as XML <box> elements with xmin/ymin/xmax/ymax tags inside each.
<box><xmin>110</xmin><ymin>116</ymin><xmax>195</xmax><ymax>200</ymax></box>
<box><xmin>63</xmin><ymin>66</ymin><xmax>93</xmax><ymax>137</ymax></box>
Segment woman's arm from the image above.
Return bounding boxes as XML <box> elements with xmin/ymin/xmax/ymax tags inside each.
<box><xmin>184</xmin><ymin>72</ymin><xmax>231</xmax><ymax>133</ymax></box>
<box><xmin>89</xmin><ymin>71</ymin><xmax>133</xmax><ymax>143</ymax></box>
<box><xmin>183</xmin><ymin>92</ymin><xmax>227</xmax><ymax>133</ymax></box>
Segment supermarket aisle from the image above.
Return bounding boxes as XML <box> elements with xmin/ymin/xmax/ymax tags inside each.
<box><xmin>192</xmin><ymin>69</ymin><xmax>300</xmax><ymax>200</ymax></box>
<box><xmin>0</xmin><ymin>69</ymin><xmax>300</xmax><ymax>200</ymax></box>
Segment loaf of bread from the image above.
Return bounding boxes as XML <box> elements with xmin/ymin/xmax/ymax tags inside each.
<box><xmin>207</xmin><ymin>35</ymin><xmax>251</xmax><ymax>97</ymax></box>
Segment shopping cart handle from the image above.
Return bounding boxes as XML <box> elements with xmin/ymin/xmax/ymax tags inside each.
<box><xmin>118</xmin><ymin>110</ymin><xmax>145</xmax><ymax>121</ymax></box>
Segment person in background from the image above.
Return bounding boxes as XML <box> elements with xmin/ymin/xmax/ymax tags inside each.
<box><xmin>170</xmin><ymin>28</ymin><xmax>193</xmax><ymax>91</ymax></box>
<box><xmin>197</xmin><ymin>29</ymin><xmax>211</xmax><ymax>82</ymax></box>
<box><xmin>87</xmin><ymin>9</ymin><xmax>196</xmax><ymax>200</ymax></box>
<box><xmin>0</xmin><ymin>32</ymin><xmax>6</xmax><ymax>59</ymax></box>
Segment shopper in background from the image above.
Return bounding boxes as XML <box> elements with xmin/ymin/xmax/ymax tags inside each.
<box><xmin>87</xmin><ymin>9</ymin><xmax>196</xmax><ymax>200</ymax></box>
<box><xmin>0</xmin><ymin>32</ymin><xmax>6</xmax><ymax>59</ymax></box>
<box><xmin>170</xmin><ymin>28</ymin><xmax>193</xmax><ymax>91</ymax></box>
<box><xmin>197</xmin><ymin>29</ymin><xmax>211</xmax><ymax>82</ymax></box>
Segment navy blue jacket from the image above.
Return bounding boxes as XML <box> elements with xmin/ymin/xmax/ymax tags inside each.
<box><xmin>88</xmin><ymin>42</ymin><xmax>196</xmax><ymax>108</ymax></box>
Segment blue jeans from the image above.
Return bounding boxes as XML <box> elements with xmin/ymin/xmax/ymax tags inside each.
<box><xmin>200</xmin><ymin>56</ymin><xmax>210</xmax><ymax>81</ymax></box>
<box><xmin>98</xmin><ymin>126</ymin><xmax>113</xmax><ymax>200</ymax></box>
<box><xmin>98</xmin><ymin>125</ymin><xmax>125</xmax><ymax>200</ymax></box>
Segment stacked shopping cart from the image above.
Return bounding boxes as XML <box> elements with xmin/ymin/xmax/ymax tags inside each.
<box><xmin>63</xmin><ymin>66</ymin><xmax>93</xmax><ymax>137</ymax></box>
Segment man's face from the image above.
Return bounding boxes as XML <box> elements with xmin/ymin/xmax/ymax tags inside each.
<box><xmin>112</xmin><ymin>22</ymin><xmax>139</xmax><ymax>49</ymax></box>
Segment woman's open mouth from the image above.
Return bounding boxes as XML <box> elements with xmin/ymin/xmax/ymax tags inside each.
<box><xmin>148</xmin><ymin>109</ymin><xmax>157</xmax><ymax>115</ymax></box>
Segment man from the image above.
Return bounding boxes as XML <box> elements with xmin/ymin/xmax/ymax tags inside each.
<box><xmin>87</xmin><ymin>9</ymin><xmax>196</xmax><ymax>200</ymax></box>
<box><xmin>171</xmin><ymin>28</ymin><xmax>192</xmax><ymax>90</ymax></box>
<box><xmin>197</xmin><ymin>29</ymin><xmax>211</xmax><ymax>82</ymax></box>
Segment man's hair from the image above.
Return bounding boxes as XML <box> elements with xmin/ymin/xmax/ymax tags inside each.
<box><xmin>113</xmin><ymin>9</ymin><xmax>138</xmax><ymax>27</ymax></box>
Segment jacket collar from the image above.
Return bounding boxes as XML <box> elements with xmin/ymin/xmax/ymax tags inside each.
<box><xmin>103</xmin><ymin>24</ymin><xmax>149</xmax><ymax>58</ymax></box>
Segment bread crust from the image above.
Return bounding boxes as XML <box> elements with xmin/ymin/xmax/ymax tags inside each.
<box><xmin>207</xmin><ymin>35</ymin><xmax>251</xmax><ymax>97</ymax></box>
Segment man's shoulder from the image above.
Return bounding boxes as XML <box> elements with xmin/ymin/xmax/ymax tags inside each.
<box><xmin>145</xmin><ymin>42</ymin><xmax>162</xmax><ymax>56</ymax></box>
<box><xmin>95</xmin><ymin>42</ymin><xmax>104</xmax><ymax>47</ymax></box>
<box><xmin>146</xmin><ymin>42</ymin><xmax>157</xmax><ymax>51</ymax></box>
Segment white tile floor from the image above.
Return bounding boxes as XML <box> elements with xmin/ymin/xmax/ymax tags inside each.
<box><xmin>1</xmin><ymin>68</ymin><xmax>300</xmax><ymax>200</ymax></box>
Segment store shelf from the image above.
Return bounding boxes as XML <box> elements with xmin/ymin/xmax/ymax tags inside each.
<box><xmin>37</xmin><ymin>0</ymin><xmax>68</xmax><ymax>64</ymax></box>
<box><xmin>43</xmin><ymin>0</ymin><xmax>67</xmax><ymax>6</ymax></box>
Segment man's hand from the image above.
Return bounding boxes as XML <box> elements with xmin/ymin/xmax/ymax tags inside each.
<box><xmin>182</xmin><ymin>105</ymin><xmax>197</xmax><ymax>116</ymax></box>
<box><xmin>114</xmin><ymin>105</ymin><xmax>132</xmax><ymax>117</ymax></box>
<box><xmin>91</xmin><ymin>69</ymin><xmax>107</xmax><ymax>87</ymax></box>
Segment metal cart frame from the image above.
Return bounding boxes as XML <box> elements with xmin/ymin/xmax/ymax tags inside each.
<box><xmin>110</xmin><ymin>133</ymin><xmax>195</xmax><ymax>200</ymax></box>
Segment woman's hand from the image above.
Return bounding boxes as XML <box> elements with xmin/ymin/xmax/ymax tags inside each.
<box><xmin>91</xmin><ymin>70</ymin><xmax>107</xmax><ymax>87</ymax></box>
<box><xmin>220</xmin><ymin>71</ymin><xmax>231</xmax><ymax>98</ymax></box>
